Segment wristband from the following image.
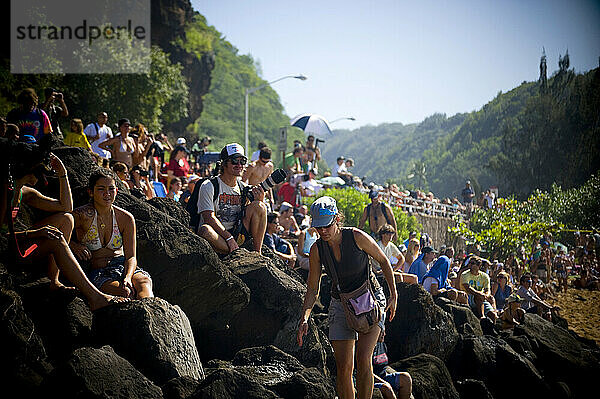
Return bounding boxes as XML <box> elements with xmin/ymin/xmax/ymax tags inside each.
<box><xmin>226</xmin><ymin>236</ymin><xmax>234</xmax><ymax>242</ymax></box>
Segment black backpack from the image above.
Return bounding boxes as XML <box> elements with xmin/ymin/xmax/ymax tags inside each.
<box><xmin>186</xmin><ymin>176</ymin><xmax>246</xmax><ymax>232</ymax></box>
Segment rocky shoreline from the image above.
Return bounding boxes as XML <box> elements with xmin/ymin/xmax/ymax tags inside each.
<box><xmin>2</xmin><ymin>146</ymin><xmax>598</xmax><ymax>398</ymax></box>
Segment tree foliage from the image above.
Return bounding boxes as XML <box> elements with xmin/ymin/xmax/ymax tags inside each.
<box><xmin>449</xmin><ymin>172</ymin><xmax>600</xmax><ymax>259</ymax></box>
<box><xmin>179</xmin><ymin>15</ymin><xmax>304</xmax><ymax>158</ymax></box>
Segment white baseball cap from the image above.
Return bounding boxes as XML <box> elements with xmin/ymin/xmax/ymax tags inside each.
<box><xmin>176</xmin><ymin>137</ymin><xmax>186</xmax><ymax>145</ymax></box>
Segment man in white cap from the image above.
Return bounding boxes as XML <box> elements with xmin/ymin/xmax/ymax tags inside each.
<box><xmin>197</xmin><ymin>143</ymin><xmax>267</xmax><ymax>254</ymax></box>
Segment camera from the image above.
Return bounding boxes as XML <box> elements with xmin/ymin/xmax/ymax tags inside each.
<box><xmin>243</xmin><ymin>168</ymin><xmax>288</xmax><ymax>202</ymax></box>
<box><xmin>139</xmin><ymin>170</ymin><xmax>149</xmax><ymax>177</ymax></box>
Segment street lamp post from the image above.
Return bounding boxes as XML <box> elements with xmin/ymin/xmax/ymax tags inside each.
<box><xmin>329</xmin><ymin>116</ymin><xmax>356</xmax><ymax>124</ymax></box>
<box><xmin>244</xmin><ymin>74</ymin><xmax>307</xmax><ymax>154</ymax></box>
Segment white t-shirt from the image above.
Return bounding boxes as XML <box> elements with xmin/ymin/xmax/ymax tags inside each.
<box><xmin>84</xmin><ymin>123</ymin><xmax>113</xmax><ymax>158</ymax></box>
<box><xmin>301</xmin><ymin>179</ymin><xmax>323</xmax><ymax>196</ymax></box>
<box><xmin>373</xmin><ymin>240</ymin><xmax>401</xmax><ymax>272</ymax></box>
<box><xmin>423</xmin><ymin>276</ymin><xmax>439</xmax><ymax>293</ymax></box>
<box><xmin>332</xmin><ymin>163</ymin><xmax>347</xmax><ymax>177</ymax></box>
<box><xmin>197</xmin><ymin>176</ymin><xmax>243</xmax><ymax>231</ymax></box>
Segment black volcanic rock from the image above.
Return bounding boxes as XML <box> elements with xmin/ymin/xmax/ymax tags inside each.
<box><xmin>93</xmin><ymin>297</ymin><xmax>204</xmax><ymax>385</ymax></box>
<box><xmin>50</xmin><ymin>345</ymin><xmax>163</xmax><ymax>398</ymax></box>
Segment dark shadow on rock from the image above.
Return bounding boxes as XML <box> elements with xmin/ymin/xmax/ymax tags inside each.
<box><xmin>389</xmin><ymin>353</ymin><xmax>459</xmax><ymax>399</ymax></box>
<box><xmin>47</xmin><ymin>345</ymin><xmax>163</xmax><ymax>398</ymax></box>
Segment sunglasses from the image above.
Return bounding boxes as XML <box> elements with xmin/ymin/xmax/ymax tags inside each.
<box><xmin>230</xmin><ymin>157</ymin><xmax>247</xmax><ymax>166</ymax></box>
<box><xmin>315</xmin><ymin>221</ymin><xmax>335</xmax><ymax>230</ymax></box>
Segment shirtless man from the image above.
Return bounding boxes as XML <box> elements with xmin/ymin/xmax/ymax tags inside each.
<box><xmin>359</xmin><ymin>190</ymin><xmax>397</xmax><ymax>241</ymax></box>
<box><xmin>242</xmin><ymin>146</ymin><xmax>273</xmax><ymax>185</ymax></box>
<box><xmin>278</xmin><ymin>201</ymin><xmax>299</xmax><ymax>237</ymax></box>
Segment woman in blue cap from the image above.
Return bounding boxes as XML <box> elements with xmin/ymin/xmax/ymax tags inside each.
<box><xmin>297</xmin><ymin>196</ymin><xmax>397</xmax><ymax>399</ymax></box>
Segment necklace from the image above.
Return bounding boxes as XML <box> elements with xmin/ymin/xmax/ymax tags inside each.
<box><xmin>97</xmin><ymin>211</ymin><xmax>110</xmax><ymax>230</ymax></box>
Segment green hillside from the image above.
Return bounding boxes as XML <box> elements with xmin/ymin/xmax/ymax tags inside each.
<box><xmin>182</xmin><ymin>14</ymin><xmax>304</xmax><ymax>155</ymax></box>
<box><xmin>323</xmin><ymin>64</ymin><xmax>599</xmax><ymax>200</ymax></box>
<box><xmin>321</xmin><ymin>113</ymin><xmax>467</xmax><ymax>186</ymax></box>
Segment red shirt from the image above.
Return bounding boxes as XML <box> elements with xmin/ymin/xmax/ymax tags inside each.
<box><xmin>167</xmin><ymin>157</ymin><xmax>190</xmax><ymax>178</ymax></box>
<box><xmin>278</xmin><ymin>182</ymin><xmax>298</xmax><ymax>207</ymax></box>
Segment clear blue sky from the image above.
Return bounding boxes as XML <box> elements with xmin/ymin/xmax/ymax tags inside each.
<box><xmin>192</xmin><ymin>0</ymin><xmax>600</xmax><ymax>129</ymax></box>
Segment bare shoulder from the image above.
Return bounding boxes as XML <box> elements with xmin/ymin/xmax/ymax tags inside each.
<box><xmin>266</xmin><ymin>162</ymin><xmax>274</xmax><ymax>172</ymax></box>
<box><xmin>20</xmin><ymin>185</ymin><xmax>41</xmax><ymax>202</ymax></box>
<box><xmin>73</xmin><ymin>203</ymin><xmax>95</xmax><ymax>219</ymax></box>
<box><xmin>114</xmin><ymin>205</ymin><xmax>135</xmax><ymax>224</ymax></box>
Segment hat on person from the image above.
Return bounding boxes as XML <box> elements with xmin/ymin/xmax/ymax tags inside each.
<box><xmin>466</xmin><ymin>180</ymin><xmax>471</xmax><ymax>185</ymax></box>
<box><xmin>20</xmin><ymin>135</ymin><xmax>36</xmax><ymax>144</ymax></box>
<box><xmin>337</xmin><ymin>156</ymin><xmax>345</xmax><ymax>161</ymax></box>
<box><xmin>507</xmin><ymin>293</ymin><xmax>523</xmax><ymax>304</ymax></box>
<box><xmin>176</xmin><ymin>137</ymin><xmax>186</xmax><ymax>145</ymax></box>
<box><xmin>219</xmin><ymin>143</ymin><xmax>246</xmax><ymax>161</ymax></box>
<box><xmin>422</xmin><ymin>246</ymin><xmax>437</xmax><ymax>255</ymax></box>
<box><xmin>310</xmin><ymin>196</ymin><xmax>338</xmax><ymax>228</ymax></box>
<box><xmin>279</xmin><ymin>202</ymin><xmax>293</xmax><ymax>212</ymax></box>
<box><xmin>369</xmin><ymin>190</ymin><xmax>379</xmax><ymax>199</ymax></box>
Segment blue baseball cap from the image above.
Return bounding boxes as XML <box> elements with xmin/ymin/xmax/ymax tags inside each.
<box><xmin>310</xmin><ymin>196</ymin><xmax>338</xmax><ymax>228</ymax></box>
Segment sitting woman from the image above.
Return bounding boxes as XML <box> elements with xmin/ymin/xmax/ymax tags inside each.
<box><xmin>296</xmin><ymin>223</ymin><xmax>319</xmax><ymax>274</ymax></box>
<box><xmin>0</xmin><ymin>138</ymin><xmax>127</xmax><ymax>310</ymax></box>
<box><xmin>63</xmin><ymin>118</ymin><xmax>92</xmax><ymax>152</ymax></box>
<box><xmin>374</xmin><ymin>224</ymin><xmax>418</xmax><ymax>285</ymax></box>
<box><xmin>491</xmin><ymin>271</ymin><xmax>512</xmax><ymax>311</ymax></box>
<box><xmin>499</xmin><ymin>293</ymin><xmax>525</xmax><ymax>330</ymax></box>
<box><xmin>402</xmin><ymin>238</ymin><xmax>420</xmax><ymax>274</ymax></box>
<box><xmin>166</xmin><ymin>176</ymin><xmax>182</xmax><ymax>202</ymax></box>
<box><xmin>70</xmin><ymin>169</ymin><xmax>153</xmax><ymax>299</ymax></box>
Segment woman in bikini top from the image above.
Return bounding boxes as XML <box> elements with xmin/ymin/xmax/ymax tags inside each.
<box><xmin>98</xmin><ymin>118</ymin><xmax>136</xmax><ymax>168</ymax></box>
<box><xmin>71</xmin><ymin>169</ymin><xmax>153</xmax><ymax>299</ymax></box>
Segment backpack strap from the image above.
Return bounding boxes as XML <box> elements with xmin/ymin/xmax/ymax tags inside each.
<box><xmin>383</xmin><ymin>203</ymin><xmax>392</xmax><ymax>225</ymax></box>
<box><xmin>366</xmin><ymin>203</ymin><xmax>371</xmax><ymax>219</ymax></box>
<box><xmin>211</xmin><ymin>176</ymin><xmax>219</xmax><ymax>202</ymax></box>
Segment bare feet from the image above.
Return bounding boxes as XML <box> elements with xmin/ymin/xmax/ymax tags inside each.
<box><xmin>90</xmin><ymin>294</ymin><xmax>130</xmax><ymax>311</ymax></box>
<box><xmin>49</xmin><ymin>281</ymin><xmax>77</xmax><ymax>292</ymax></box>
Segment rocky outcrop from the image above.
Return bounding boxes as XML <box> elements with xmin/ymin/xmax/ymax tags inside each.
<box><xmin>511</xmin><ymin>313</ymin><xmax>600</xmax><ymax>398</ymax></box>
<box><xmin>434</xmin><ymin>296</ymin><xmax>483</xmax><ymax>336</ymax></box>
<box><xmin>93</xmin><ymin>297</ymin><xmax>204</xmax><ymax>385</ymax></box>
<box><xmin>198</xmin><ymin>250</ymin><xmax>333</xmax><ymax>377</ymax></box>
<box><xmin>390</xmin><ymin>353</ymin><xmax>459</xmax><ymax>399</ymax></box>
<box><xmin>0</xmin><ymin>287</ymin><xmax>52</xmax><ymax>396</ymax></box>
<box><xmin>151</xmin><ymin>0</ymin><xmax>215</xmax><ymax>132</ymax></box>
<box><xmin>385</xmin><ymin>282</ymin><xmax>459</xmax><ymax>361</ymax></box>
<box><xmin>49</xmin><ymin>345</ymin><xmax>163</xmax><ymax>399</ymax></box>
<box><xmin>195</xmin><ymin>346</ymin><xmax>335</xmax><ymax>399</ymax></box>
<box><xmin>447</xmin><ymin>335</ymin><xmax>549</xmax><ymax>398</ymax></box>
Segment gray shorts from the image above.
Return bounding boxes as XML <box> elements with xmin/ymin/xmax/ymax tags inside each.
<box><xmin>328</xmin><ymin>287</ymin><xmax>386</xmax><ymax>341</ymax></box>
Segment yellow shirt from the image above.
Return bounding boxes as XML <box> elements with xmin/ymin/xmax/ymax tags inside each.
<box><xmin>64</xmin><ymin>132</ymin><xmax>92</xmax><ymax>151</ymax></box>
<box><xmin>460</xmin><ymin>270</ymin><xmax>490</xmax><ymax>292</ymax></box>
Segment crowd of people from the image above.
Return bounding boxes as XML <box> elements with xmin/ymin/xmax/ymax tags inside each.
<box><xmin>4</xmin><ymin>86</ymin><xmax>599</xmax><ymax>399</ymax></box>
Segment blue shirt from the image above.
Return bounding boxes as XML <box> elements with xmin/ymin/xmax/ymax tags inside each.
<box><xmin>264</xmin><ymin>233</ymin><xmax>291</xmax><ymax>255</ymax></box>
<box><xmin>408</xmin><ymin>254</ymin><xmax>429</xmax><ymax>283</ymax></box>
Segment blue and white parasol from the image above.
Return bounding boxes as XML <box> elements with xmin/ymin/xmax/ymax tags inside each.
<box><xmin>290</xmin><ymin>113</ymin><xmax>333</xmax><ymax>137</ymax></box>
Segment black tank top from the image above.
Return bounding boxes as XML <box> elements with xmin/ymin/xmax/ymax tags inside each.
<box><xmin>316</xmin><ymin>228</ymin><xmax>380</xmax><ymax>299</ymax></box>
